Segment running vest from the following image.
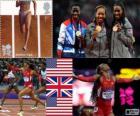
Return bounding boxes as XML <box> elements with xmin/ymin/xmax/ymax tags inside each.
<box><xmin>99</xmin><ymin>76</ymin><xmax>115</xmax><ymax>100</ymax></box>
<box><xmin>40</xmin><ymin>69</ymin><xmax>47</xmax><ymax>80</ymax></box>
<box><xmin>7</xmin><ymin>71</ymin><xmax>16</xmax><ymax>84</ymax></box>
<box><xmin>23</xmin><ymin>69</ymin><xmax>32</xmax><ymax>87</ymax></box>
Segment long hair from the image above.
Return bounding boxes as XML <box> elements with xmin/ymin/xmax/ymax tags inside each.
<box><xmin>90</xmin><ymin>64</ymin><xmax>102</xmax><ymax>102</ymax></box>
<box><xmin>93</xmin><ymin>5</ymin><xmax>111</xmax><ymax>57</ymax></box>
<box><xmin>112</xmin><ymin>2</ymin><xmax>126</xmax><ymax>26</ymax></box>
<box><xmin>90</xmin><ymin>64</ymin><xmax>110</xmax><ymax>102</ymax></box>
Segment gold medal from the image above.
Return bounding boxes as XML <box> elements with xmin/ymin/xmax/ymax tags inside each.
<box><xmin>113</xmin><ymin>25</ymin><xmax>118</xmax><ymax>32</ymax></box>
<box><xmin>95</xmin><ymin>25</ymin><xmax>102</xmax><ymax>32</ymax></box>
<box><xmin>76</xmin><ymin>31</ymin><xmax>81</xmax><ymax>37</ymax></box>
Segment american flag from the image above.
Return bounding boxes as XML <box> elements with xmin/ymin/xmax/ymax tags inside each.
<box><xmin>46</xmin><ymin>58</ymin><xmax>73</xmax><ymax>116</ymax></box>
<box><xmin>46</xmin><ymin>59</ymin><xmax>72</xmax><ymax>77</ymax></box>
<box><xmin>46</xmin><ymin>97</ymin><xmax>72</xmax><ymax>116</ymax></box>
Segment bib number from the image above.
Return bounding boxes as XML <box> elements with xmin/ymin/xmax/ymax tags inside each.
<box><xmin>24</xmin><ymin>77</ymin><xmax>29</xmax><ymax>82</ymax></box>
<box><xmin>102</xmin><ymin>90</ymin><xmax>114</xmax><ymax>100</ymax></box>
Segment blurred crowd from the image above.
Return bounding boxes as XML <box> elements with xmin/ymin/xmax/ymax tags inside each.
<box><xmin>0</xmin><ymin>58</ymin><xmax>46</xmax><ymax>87</ymax></box>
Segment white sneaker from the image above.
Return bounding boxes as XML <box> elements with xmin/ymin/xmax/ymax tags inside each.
<box><xmin>17</xmin><ymin>111</ymin><xmax>24</xmax><ymax>116</ymax></box>
<box><xmin>31</xmin><ymin>106</ymin><xmax>38</xmax><ymax>110</ymax></box>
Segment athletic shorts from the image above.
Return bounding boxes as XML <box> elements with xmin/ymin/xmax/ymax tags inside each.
<box><xmin>19</xmin><ymin>10</ymin><xmax>31</xmax><ymax>25</ymax></box>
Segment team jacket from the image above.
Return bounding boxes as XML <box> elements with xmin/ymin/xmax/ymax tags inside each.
<box><xmin>111</xmin><ymin>17</ymin><xmax>134</xmax><ymax>58</ymax></box>
<box><xmin>57</xmin><ymin>19</ymin><xmax>87</xmax><ymax>54</ymax></box>
<box><xmin>85</xmin><ymin>23</ymin><xmax>109</xmax><ymax>58</ymax></box>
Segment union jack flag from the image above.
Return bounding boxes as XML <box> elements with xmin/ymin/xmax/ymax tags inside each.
<box><xmin>46</xmin><ymin>58</ymin><xmax>73</xmax><ymax>116</ymax></box>
<box><xmin>46</xmin><ymin>76</ymin><xmax>72</xmax><ymax>97</ymax></box>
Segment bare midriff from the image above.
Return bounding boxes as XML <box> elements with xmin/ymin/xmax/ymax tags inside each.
<box><xmin>20</xmin><ymin>1</ymin><xmax>31</xmax><ymax>12</ymax></box>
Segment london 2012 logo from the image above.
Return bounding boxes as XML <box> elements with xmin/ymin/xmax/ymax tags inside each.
<box><xmin>119</xmin><ymin>86</ymin><xmax>134</xmax><ymax>106</ymax></box>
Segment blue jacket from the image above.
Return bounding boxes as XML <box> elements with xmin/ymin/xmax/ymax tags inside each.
<box><xmin>57</xmin><ymin>19</ymin><xmax>87</xmax><ymax>55</ymax></box>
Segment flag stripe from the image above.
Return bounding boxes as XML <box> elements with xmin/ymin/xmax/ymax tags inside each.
<box><xmin>57</xmin><ymin>101</ymin><xmax>72</xmax><ymax>103</ymax></box>
<box><xmin>46</xmin><ymin>113</ymin><xmax>72</xmax><ymax>115</ymax></box>
<box><xmin>56</xmin><ymin>65</ymin><xmax>72</xmax><ymax>68</ymax></box>
<box><xmin>46</xmin><ymin>68</ymin><xmax>72</xmax><ymax>71</ymax></box>
<box><xmin>47</xmin><ymin>74</ymin><xmax>72</xmax><ymax>76</ymax></box>
<box><xmin>46</xmin><ymin>110</ymin><xmax>72</xmax><ymax>112</ymax></box>
<box><xmin>57</xmin><ymin>104</ymin><xmax>72</xmax><ymax>107</ymax></box>
<box><xmin>46</xmin><ymin>107</ymin><xmax>72</xmax><ymax>110</ymax></box>
<box><xmin>57</xmin><ymin>59</ymin><xmax>72</xmax><ymax>62</ymax></box>
<box><xmin>57</xmin><ymin>62</ymin><xmax>72</xmax><ymax>65</ymax></box>
<box><xmin>57</xmin><ymin>98</ymin><xmax>72</xmax><ymax>100</ymax></box>
<box><xmin>46</xmin><ymin>71</ymin><xmax>72</xmax><ymax>74</ymax></box>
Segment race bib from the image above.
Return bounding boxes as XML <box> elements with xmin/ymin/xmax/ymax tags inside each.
<box><xmin>24</xmin><ymin>77</ymin><xmax>29</xmax><ymax>82</ymax></box>
<box><xmin>102</xmin><ymin>90</ymin><xmax>114</xmax><ymax>100</ymax></box>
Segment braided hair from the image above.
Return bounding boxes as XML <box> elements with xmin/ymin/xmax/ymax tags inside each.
<box><xmin>90</xmin><ymin>64</ymin><xmax>110</xmax><ymax>102</ymax></box>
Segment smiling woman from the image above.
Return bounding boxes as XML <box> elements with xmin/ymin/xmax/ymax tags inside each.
<box><xmin>85</xmin><ymin>5</ymin><xmax>109</xmax><ymax>58</ymax></box>
<box><xmin>0</xmin><ymin>0</ymin><xmax>52</xmax><ymax>58</ymax></box>
<box><xmin>16</xmin><ymin>0</ymin><xmax>37</xmax><ymax>51</ymax></box>
<box><xmin>111</xmin><ymin>2</ymin><xmax>135</xmax><ymax>58</ymax></box>
<box><xmin>57</xmin><ymin>4</ymin><xmax>87</xmax><ymax>58</ymax></box>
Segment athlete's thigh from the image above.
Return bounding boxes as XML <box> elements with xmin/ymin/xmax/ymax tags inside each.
<box><xmin>19</xmin><ymin>87</ymin><xmax>32</xmax><ymax>96</ymax></box>
<box><xmin>36</xmin><ymin>86</ymin><xmax>46</xmax><ymax>94</ymax></box>
<box><xmin>25</xmin><ymin>12</ymin><xmax>32</xmax><ymax>29</ymax></box>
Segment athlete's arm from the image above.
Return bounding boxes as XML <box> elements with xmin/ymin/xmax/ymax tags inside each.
<box><xmin>16</xmin><ymin>0</ymin><xmax>20</xmax><ymax>7</ymax></box>
<box><xmin>73</xmin><ymin>73</ymin><xmax>100</xmax><ymax>82</ymax></box>
<box><xmin>32</xmin><ymin>0</ymin><xmax>37</xmax><ymax>15</ymax></box>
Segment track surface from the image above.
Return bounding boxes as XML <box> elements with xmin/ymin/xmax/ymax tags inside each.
<box><xmin>0</xmin><ymin>99</ymin><xmax>45</xmax><ymax>116</ymax></box>
<box><xmin>1</xmin><ymin>15</ymin><xmax>52</xmax><ymax>58</ymax></box>
<box><xmin>40</xmin><ymin>16</ymin><xmax>52</xmax><ymax>57</ymax></box>
<box><xmin>1</xmin><ymin>16</ymin><xmax>12</xmax><ymax>57</ymax></box>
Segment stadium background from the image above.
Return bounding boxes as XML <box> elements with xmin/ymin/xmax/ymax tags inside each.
<box><xmin>0</xmin><ymin>58</ymin><xmax>46</xmax><ymax>99</ymax></box>
<box><xmin>73</xmin><ymin>59</ymin><xmax>140</xmax><ymax>116</ymax></box>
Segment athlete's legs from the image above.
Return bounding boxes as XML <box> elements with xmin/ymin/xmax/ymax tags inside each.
<box><xmin>23</xmin><ymin>12</ymin><xmax>32</xmax><ymax>50</ymax></box>
<box><xmin>29</xmin><ymin>90</ymin><xmax>45</xmax><ymax>106</ymax></box>
<box><xmin>19</xmin><ymin>12</ymin><xmax>26</xmax><ymax>34</ymax></box>
<box><xmin>13</xmin><ymin>86</ymin><xmax>20</xmax><ymax>94</ymax></box>
<box><xmin>33</xmin><ymin>86</ymin><xmax>46</xmax><ymax>107</ymax></box>
<box><xmin>18</xmin><ymin>87</ymin><xmax>32</xmax><ymax>111</ymax></box>
<box><xmin>36</xmin><ymin>86</ymin><xmax>46</xmax><ymax>95</ymax></box>
<box><xmin>0</xmin><ymin>86</ymin><xmax>12</xmax><ymax>107</ymax></box>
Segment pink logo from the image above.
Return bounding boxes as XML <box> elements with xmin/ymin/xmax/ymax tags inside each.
<box><xmin>119</xmin><ymin>86</ymin><xmax>134</xmax><ymax>106</ymax></box>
